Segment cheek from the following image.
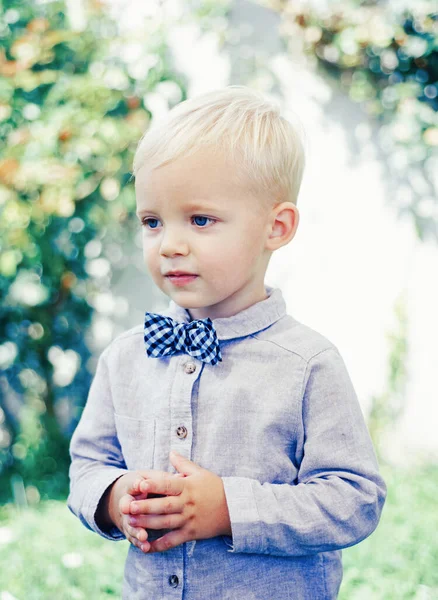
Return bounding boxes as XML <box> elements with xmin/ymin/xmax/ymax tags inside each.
<box><xmin>142</xmin><ymin>240</ymin><xmax>159</xmax><ymax>272</ymax></box>
<box><xmin>222</xmin><ymin>236</ymin><xmax>257</xmax><ymax>263</ymax></box>
<box><xmin>206</xmin><ymin>242</ymin><xmax>252</xmax><ymax>278</ymax></box>
<box><xmin>218</xmin><ymin>237</ymin><xmax>263</xmax><ymax>281</ymax></box>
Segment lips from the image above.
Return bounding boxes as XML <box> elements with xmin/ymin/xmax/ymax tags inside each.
<box><xmin>165</xmin><ymin>272</ymin><xmax>198</xmax><ymax>286</ymax></box>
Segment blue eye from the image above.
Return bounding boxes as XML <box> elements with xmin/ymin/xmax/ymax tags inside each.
<box><xmin>143</xmin><ymin>218</ymin><xmax>160</xmax><ymax>229</ymax></box>
<box><xmin>193</xmin><ymin>216</ymin><xmax>213</xmax><ymax>227</ymax></box>
<box><xmin>141</xmin><ymin>216</ymin><xmax>214</xmax><ymax>229</ymax></box>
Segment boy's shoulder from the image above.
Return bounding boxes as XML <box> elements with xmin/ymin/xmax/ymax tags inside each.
<box><xmin>101</xmin><ymin>323</ymin><xmax>145</xmax><ymax>363</ymax></box>
<box><xmin>111</xmin><ymin>323</ymin><xmax>145</xmax><ymax>344</ymax></box>
<box><xmin>256</xmin><ymin>313</ymin><xmax>338</xmax><ymax>364</ymax></box>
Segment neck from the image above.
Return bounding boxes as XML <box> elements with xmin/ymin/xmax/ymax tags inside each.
<box><xmin>187</xmin><ymin>285</ymin><xmax>269</xmax><ymax>321</ymax></box>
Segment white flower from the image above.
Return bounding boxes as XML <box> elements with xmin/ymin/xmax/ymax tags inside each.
<box><xmin>1</xmin><ymin>591</ymin><xmax>19</xmax><ymax>600</ymax></box>
<box><xmin>0</xmin><ymin>527</ymin><xmax>15</xmax><ymax>545</ymax></box>
<box><xmin>61</xmin><ymin>552</ymin><xmax>83</xmax><ymax>569</ymax></box>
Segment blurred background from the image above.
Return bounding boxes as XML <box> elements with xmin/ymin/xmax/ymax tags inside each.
<box><xmin>0</xmin><ymin>0</ymin><xmax>437</xmax><ymax>597</ymax></box>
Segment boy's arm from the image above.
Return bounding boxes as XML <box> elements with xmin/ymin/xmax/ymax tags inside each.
<box><xmin>67</xmin><ymin>346</ymin><xmax>129</xmax><ymax>541</ymax></box>
<box><xmin>221</xmin><ymin>346</ymin><xmax>387</xmax><ymax>557</ymax></box>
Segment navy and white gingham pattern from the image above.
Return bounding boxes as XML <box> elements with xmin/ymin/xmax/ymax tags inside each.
<box><xmin>143</xmin><ymin>312</ymin><xmax>222</xmax><ymax>365</ymax></box>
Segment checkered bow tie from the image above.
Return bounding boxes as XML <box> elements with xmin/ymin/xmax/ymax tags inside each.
<box><xmin>143</xmin><ymin>312</ymin><xmax>222</xmax><ymax>366</ymax></box>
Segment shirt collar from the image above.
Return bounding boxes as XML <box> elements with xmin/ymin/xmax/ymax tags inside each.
<box><xmin>164</xmin><ymin>285</ymin><xmax>287</xmax><ymax>341</ymax></box>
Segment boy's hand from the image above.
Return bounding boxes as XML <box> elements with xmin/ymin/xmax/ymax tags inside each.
<box><xmin>124</xmin><ymin>451</ymin><xmax>232</xmax><ymax>553</ymax></box>
<box><xmin>103</xmin><ymin>469</ymin><xmax>182</xmax><ymax>552</ymax></box>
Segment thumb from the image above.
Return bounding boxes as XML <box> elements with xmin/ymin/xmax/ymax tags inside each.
<box><xmin>169</xmin><ymin>450</ymin><xmax>199</xmax><ymax>476</ymax></box>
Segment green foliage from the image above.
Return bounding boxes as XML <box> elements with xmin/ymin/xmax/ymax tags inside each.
<box><xmin>368</xmin><ymin>293</ymin><xmax>408</xmax><ymax>453</ymax></box>
<box><xmin>0</xmin><ymin>464</ymin><xmax>436</xmax><ymax>599</ymax></box>
<box><xmin>0</xmin><ymin>0</ymin><xmax>188</xmax><ymax>500</ymax></box>
<box><xmin>0</xmin><ymin>0</ymin><xmax>234</xmax><ymax>504</ymax></box>
<box><xmin>0</xmin><ymin>500</ymin><xmax>129</xmax><ymax>598</ymax></box>
<box><xmin>339</xmin><ymin>463</ymin><xmax>438</xmax><ymax>599</ymax></box>
<box><xmin>264</xmin><ymin>0</ymin><xmax>438</xmax><ymax>241</ymax></box>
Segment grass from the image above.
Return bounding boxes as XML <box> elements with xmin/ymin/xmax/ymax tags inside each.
<box><xmin>0</xmin><ymin>500</ymin><xmax>128</xmax><ymax>600</ymax></box>
<box><xmin>339</xmin><ymin>463</ymin><xmax>438</xmax><ymax>600</ymax></box>
<box><xmin>0</xmin><ymin>464</ymin><xmax>437</xmax><ymax>599</ymax></box>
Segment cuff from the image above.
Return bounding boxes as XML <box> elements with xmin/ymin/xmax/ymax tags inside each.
<box><xmin>221</xmin><ymin>476</ymin><xmax>266</xmax><ymax>554</ymax></box>
<box><xmin>86</xmin><ymin>467</ymin><xmax>129</xmax><ymax>541</ymax></box>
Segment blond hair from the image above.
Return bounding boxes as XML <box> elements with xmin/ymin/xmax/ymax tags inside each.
<box><xmin>133</xmin><ymin>85</ymin><xmax>307</xmax><ymax>206</ymax></box>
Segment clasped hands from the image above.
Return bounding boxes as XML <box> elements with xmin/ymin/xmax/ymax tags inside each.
<box><xmin>111</xmin><ymin>450</ymin><xmax>231</xmax><ymax>553</ymax></box>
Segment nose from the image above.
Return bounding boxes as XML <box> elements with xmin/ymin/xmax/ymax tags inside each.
<box><xmin>159</xmin><ymin>226</ymin><xmax>189</xmax><ymax>257</ymax></box>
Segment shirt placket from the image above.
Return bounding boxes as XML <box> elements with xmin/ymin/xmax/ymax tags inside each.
<box><xmin>162</xmin><ymin>354</ymin><xmax>202</xmax><ymax>598</ymax></box>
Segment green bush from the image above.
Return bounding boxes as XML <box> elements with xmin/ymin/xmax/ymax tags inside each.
<box><xmin>263</xmin><ymin>0</ymin><xmax>438</xmax><ymax>241</ymax></box>
<box><xmin>0</xmin><ymin>0</ymin><xmax>230</xmax><ymax>504</ymax></box>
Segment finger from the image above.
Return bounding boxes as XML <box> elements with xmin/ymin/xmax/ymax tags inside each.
<box><xmin>120</xmin><ymin>492</ymin><xmax>150</xmax><ymax>514</ymax></box>
<box><xmin>126</xmin><ymin>478</ymin><xmax>145</xmax><ymax>495</ymax></box>
<box><xmin>130</xmin><ymin>489</ymin><xmax>149</xmax><ymax>498</ymax></box>
<box><xmin>127</xmin><ymin>534</ymin><xmax>150</xmax><ymax>553</ymax></box>
<box><xmin>126</xmin><ymin>483</ymin><xmax>150</xmax><ymax>498</ymax></box>
<box><xmin>169</xmin><ymin>450</ymin><xmax>200</xmax><ymax>476</ymax></box>
<box><xmin>124</xmin><ymin>522</ymin><xmax>150</xmax><ymax>551</ymax></box>
<box><xmin>125</xmin><ymin>523</ymin><xmax>149</xmax><ymax>544</ymax></box>
<box><xmin>138</xmin><ymin>475</ymin><xmax>185</xmax><ymax>497</ymax></box>
<box><xmin>132</xmin><ymin>473</ymin><xmax>185</xmax><ymax>496</ymax></box>
<box><xmin>128</xmin><ymin>513</ymin><xmax>185</xmax><ymax>530</ymax></box>
<box><xmin>130</xmin><ymin>496</ymin><xmax>183</xmax><ymax>515</ymax></box>
<box><xmin>148</xmin><ymin>529</ymin><xmax>188</xmax><ymax>553</ymax></box>
<box><xmin>119</xmin><ymin>493</ymin><xmax>134</xmax><ymax>514</ymax></box>
<box><xmin>126</xmin><ymin>474</ymin><xmax>182</xmax><ymax>496</ymax></box>
<box><xmin>127</xmin><ymin>470</ymin><xmax>175</xmax><ymax>488</ymax></box>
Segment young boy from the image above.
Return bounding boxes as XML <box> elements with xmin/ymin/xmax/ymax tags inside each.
<box><xmin>67</xmin><ymin>86</ymin><xmax>386</xmax><ymax>599</ymax></box>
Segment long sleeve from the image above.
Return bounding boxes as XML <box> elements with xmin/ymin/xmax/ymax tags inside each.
<box><xmin>221</xmin><ymin>346</ymin><xmax>387</xmax><ymax>557</ymax></box>
<box><xmin>67</xmin><ymin>346</ymin><xmax>128</xmax><ymax>541</ymax></box>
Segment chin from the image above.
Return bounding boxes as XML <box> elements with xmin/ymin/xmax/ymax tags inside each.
<box><xmin>173</xmin><ymin>295</ymin><xmax>213</xmax><ymax>311</ymax></box>
<box><xmin>166</xmin><ymin>290</ymin><xmax>197</xmax><ymax>303</ymax></box>
<box><xmin>174</xmin><ymin>298</ymin><xmax>202</xmax><ymax>308</ymax></box>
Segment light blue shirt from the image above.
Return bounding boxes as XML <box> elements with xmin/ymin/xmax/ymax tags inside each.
<box><xmin>67</xmin><ymin>285</ymin><xmax>386</xmax><ymax>599</ymax></box>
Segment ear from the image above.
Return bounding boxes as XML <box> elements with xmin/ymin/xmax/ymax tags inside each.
<box><xmin>266</xmin><ymin>202</ymin><xmax>299</xmax><ymax>251</ymax></box>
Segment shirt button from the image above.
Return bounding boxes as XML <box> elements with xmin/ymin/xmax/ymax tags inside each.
<box><xmin>184</xmin><ymin>361</ymin><xmax>196</xmax><ymax>374</ymax></box>
<box><xmin>168</xmin><ymin>574</ymin><xmax>179</xmax><ymax>588</ymax></box>
<box><xmin>176</xmin><ymin>426</ymin><xmax>188</xmax><ymax>439</ymax></box>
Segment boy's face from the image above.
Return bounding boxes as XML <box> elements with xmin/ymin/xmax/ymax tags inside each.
<box><xmin>135</xmin><ymin>148</ymin><xmax>275</xmax><ymax>320</ymax></box>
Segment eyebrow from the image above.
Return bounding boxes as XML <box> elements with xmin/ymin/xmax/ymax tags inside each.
<box><xmin>136</xmin><ymin>201</ymin><xmax>224</xmax><ymax>217</ymax></box>
<box><xmin>183</xmin><ymin>202</ymin><xmax>222</xmax><ymax>212</ymax></box>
